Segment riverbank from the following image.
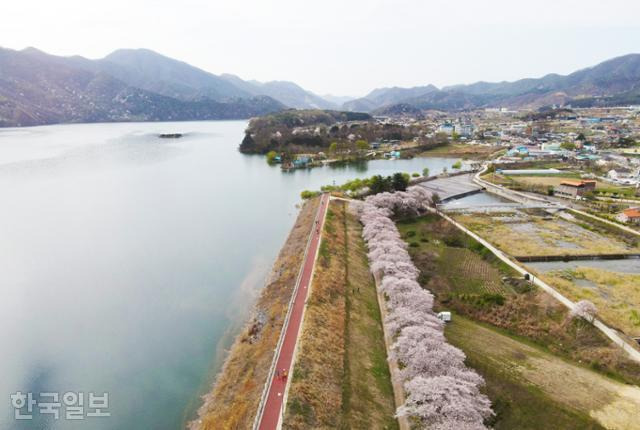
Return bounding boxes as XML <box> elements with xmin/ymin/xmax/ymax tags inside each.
<box><xmin>189</xmin><ymin>197</ymin><xmax>320</xmax><ymax>430</ymax></box>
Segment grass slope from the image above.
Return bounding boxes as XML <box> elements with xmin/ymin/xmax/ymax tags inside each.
<box><xmin>284</xmin><ymin>200</ymin><xmax>397</xmax><ymax>429</ymax></box>
<box><xmin>447</xmin><ymin>316</ymin><xmax>640</xmax><ymax>430</ymax></box>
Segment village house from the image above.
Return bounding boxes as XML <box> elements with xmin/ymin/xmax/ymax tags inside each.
<box><xmin>554</xmin><ymin>179</ymin><xmax>596</xmax><ymax>199</ymax></box>
<box><xmin>616</xmin><ymin>207</ymin><xmax>640</xmax><ymax>225</ymax></box>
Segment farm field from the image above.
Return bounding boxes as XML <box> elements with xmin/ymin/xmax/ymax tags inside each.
<box><xmin>446</xmin><ymin>316</ymin><xmax>640</xmax><ymax>430</ymax></box>
<box><xmin>534</xmin><ymin>266</ymin><xmax>640</xmax><ymax>337</ymax></box>
<box><xmin>397</xmin><ymin>214</ymin><xmax>516</xmax><ymax>298</ymax></box>
<box><xmin>482</xmin><ymin>173</ymin><xmax>637</xmax><ymax>199</ymax></box>
<box><xmin>284</xmin><ymin>200</ymin><xmax>397</xmax><ymax>429</ymax></box>
<box><xmin>453</xmin><ymin>213</ymin><xmax>640</xmax><ymax>257</ymax></box>
<box><xmin>417</xmin><ymin>142</ymin><xmax>503</xmax><ymax>158</ymax></box>
<box><xmin>395</xmin><ymin>213</ymin><xmax>640</xmax><ymax>428</ymax></box>
<box><xmin>512</xmin><ymin>175</ymin><xmax>610</xmax><ymax>188</ymax></box>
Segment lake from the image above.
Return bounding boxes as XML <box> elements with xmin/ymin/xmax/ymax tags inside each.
<box><xmin>0</xmin><ymin>121</ymin><xmax>460</xmax><ymax>430</ymax></box>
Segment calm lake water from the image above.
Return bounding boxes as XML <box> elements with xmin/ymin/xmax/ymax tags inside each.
<box><xmin>0</xmin><ymin>120</ymin><xmax>460</xmax><ymax>430</ymax></box>
<box><xmin>445</xmin><ymin>191</ymin><xmax>512</xmax><ymax>206</ymax></box>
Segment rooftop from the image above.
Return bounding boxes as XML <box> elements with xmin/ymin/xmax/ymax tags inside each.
<box><xmin>559</xmin><ymin>180</ymin><xmax>596</xmax><ymax>188</ymax></box>
<box><xmin>623</xmin><ymin>207</ymin><xmax>640</xmax><ymax>218</ymax></box>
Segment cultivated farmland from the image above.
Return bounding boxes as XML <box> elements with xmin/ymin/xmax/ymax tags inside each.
<box><xmin>396</xmin><ymin>213</ymin><xmax>640</xmax><ymax>428</ymax></box>
<box><xmin>536</xmin><ymin>267</ymin><xmax>640</xmax><ymax>337</ymax></box>
<box><xmin>453</xmin><ymin>213</ymin><xmax>640</xmax><ymax>257</ymax></box>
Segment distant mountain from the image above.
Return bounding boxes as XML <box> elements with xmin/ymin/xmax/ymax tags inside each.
<box><xmin>445</xmin><ymin>54</ymin><xmax>640</xmax><ymax>98</ymax></box>
<box><xmin>0</xmin><ymin>47</ymin><xmax>285</xmax><ymax>127</ymax></box>
<box><xmin>372</xmin><ymin>103</ymin><xmax>423</xmax><ymax>116</ymax></box>
<box><xmin>343</xmin><ymin>54</ymin><xmax>640</xmax><ymax>113</ymax></box>
<box><xmin>95</xmin><ymin>48</ymin><xmax>251</xmax><ymax>101</ymax></box>
<box><xmin>321</xmin><ymin>94</ymin><xmax>356</xmax><ymax>105</ymax></box>
<box><xmin>3</xmin><ymin>46</ymin><xmax>640</xmax><ymax>127</ymax></box>
<box><xmin>220</xmin><ymin>74</ymin><xmax>336</xmax><ymax>109</ymax></box>
<box><xmin>343</xmin><ymin>85</ymin><xmax>438</xmax><ymax>112</ymax></box>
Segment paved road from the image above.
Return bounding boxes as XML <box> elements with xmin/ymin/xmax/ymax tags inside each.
<box><xmin>256</xmin><ymin>193</ymin><xmax>330</xmax><ymax>430</ymax></box>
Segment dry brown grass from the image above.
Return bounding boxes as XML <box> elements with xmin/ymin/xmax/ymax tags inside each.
<box><xmin>454</xmin><ymin>214</ymin><xmax>640</xmax><ymax>257</ymax></box>
<box><xmin>538</xmin><ymin>267</ymin><xmax>640</xmax><ymax>337</ymax></box>
<box><xmin>418</xmin><ymin>143</ymin><xmax>502</xmax><ymax>159</ymax></box>
<box><xmin>284</xmin><ymin>200</ymin><xmax>347</xmax><ymax>429</ymax></box>
<box><xmin>190</xmin><ymin>197</ymin><xmax>320</xmax><ymax>430</ymax></box>
<box><xmin>513</xmin><ymin>176</ymin><xmax>610</xmax><ymax>189</ymax></box>
<box><xmin>284</xmin><ymin>201</ymin><xmax>397</xmax><ymax>429</ymax></box>
<box><xmin>448</xmin><ymin>316</ymin><xmax>640</xmax><ymax>430</ymax></box>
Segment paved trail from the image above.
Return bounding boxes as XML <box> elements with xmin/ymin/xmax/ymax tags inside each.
<box><xmin>256</xmin><ymin>194</ymin><xmax>330</xmax><ymax>430</ymax></box>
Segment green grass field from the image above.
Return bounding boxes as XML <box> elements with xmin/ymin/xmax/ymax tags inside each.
<box><xmin>446</xmin><ymin>316</ymin><xmax>640</xmax><ymax>430</ymax></box>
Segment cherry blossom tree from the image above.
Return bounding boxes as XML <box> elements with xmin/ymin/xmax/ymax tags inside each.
<box><xmin>571</xmin><ymin>300</ymin><xmax>597</xmax><ymax>323</ymax></box>
<box><xmin>358</xmin><ymin>187</ymin><xmax>494</xmax><ymax>428</ymax></box>
<box><xmin>398</xmin><ymin>375</ymin><xmax>493</xmax><ymax>429</ymax></box>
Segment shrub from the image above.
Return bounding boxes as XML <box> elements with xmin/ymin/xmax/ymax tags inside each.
<box><xmin>480</xmin><ymin>293</ymin><xmax>505</xmax><ymax>306</ymax></box>
<box><xmin>266</xmin><ymin>150</ymin><xmax>278</xmax><ymax>164</ymax></box>
<box><xmin>301</xmin><ymin>190</ymin><xmax>321</xmax><ymax>199</ymax></box>
<box><xmin>443</xmin><ymin>235</ymin><xmax>465</xmax><ymax>248</ymax></box>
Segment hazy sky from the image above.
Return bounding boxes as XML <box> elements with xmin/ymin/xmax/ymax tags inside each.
<box><xmin>2</xmin><ymin>0</ymin><xmax>639</xmax><ymax>97</ymax></box>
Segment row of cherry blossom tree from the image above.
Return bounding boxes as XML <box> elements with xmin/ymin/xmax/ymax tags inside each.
<box><xmin>358</xmin><ymin>187</ymin><xmax>494</xmax><ymax>429</ymax></box>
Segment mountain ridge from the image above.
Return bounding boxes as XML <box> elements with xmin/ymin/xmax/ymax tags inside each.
<box><xmin>343</xmin><ymin>53</ymin><xmax>640</xmax><ymax>113</ymax></box>
<box><xmin>0</xmin><ymin>47</ymin><xmax>286</xmax><ymax>127</ymax></box>
<box><xmin>0</xmin><ymin>47</ymin><xmax>341</xmax><ymax>127</ymax></box>
<box><xmin>2</xmin><ymin>47</ymin><xmax>640</xmax><ymax>127</ymax></box>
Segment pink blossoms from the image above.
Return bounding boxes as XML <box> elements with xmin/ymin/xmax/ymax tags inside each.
<box><xmin>358</xmin><ymin>187</ymin><xmax>494</xmax><ymax>429</ymax></box>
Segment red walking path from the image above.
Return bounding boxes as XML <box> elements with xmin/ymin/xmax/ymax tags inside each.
<box><xmin>255</xmin><ymin>193</ymin><xmax>330</xmax><ymax>430</ymax></box>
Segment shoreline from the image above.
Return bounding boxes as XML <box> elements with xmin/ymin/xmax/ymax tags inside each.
<box><xmin>181</xmin><ymin>257</ymin><xmax>273</xmax><ymax>428</ymax></box>
<box><xmin>188</xmin><ymin>197</ymin><xmax>321</xmax><ymax>430</ymax></box>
